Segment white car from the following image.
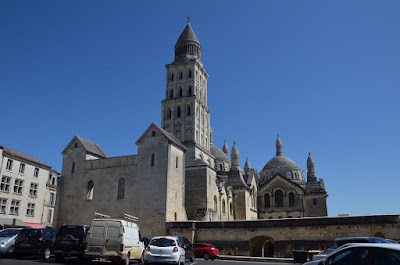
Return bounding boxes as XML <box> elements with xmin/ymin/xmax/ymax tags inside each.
<box><xmin>144</xmin><ymin>236</ymin><xmax>185</xmax><ymax>265</ymax></box>
<box><xmin>304</xmin><ymin>243</ymin><xmax>400</xmax><ymax>265</ymax></box>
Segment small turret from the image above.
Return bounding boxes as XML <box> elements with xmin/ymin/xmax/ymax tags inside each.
<box><xmin>231</xmin><ymin>141</ymin><xmax>240</xmax><ymax>168</ymax></box>
<box><xmin>222</xmin><ymin>140</ymin><xmax>229</xmax><ymax>156</ymax></box>
<box><xmin>276</xmin><ymin>134</ymin><xmax>283</xmax><ymax>155</ymax></box>
<box><xmin>307</xmin><ymin>153</ymin><xmax>317</xmax><ymax>182</ymax></box>
<box><xmin>244</xmin><ymin>157</ymin><xmax>251</xmax><ymax>174</ymax></box>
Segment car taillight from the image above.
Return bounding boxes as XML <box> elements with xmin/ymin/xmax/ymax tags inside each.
<box><xmin>120</xmin><ymin>244</ymin><xmax>124</xmax><ymax>251</ymax></box>
<box><xmin>39</xmin><ymin>235</ymin><xmax>45</xmax><ymax>244</ymax></box>
<box><xmin>173</xmin><ymin>247</ymin><xmax>178</xmax><ymax>252</ymax></box>
<box><xmin>146</xmin><ymin>246</ymin><xmax>150</xmax><ymax>252</ymax></box>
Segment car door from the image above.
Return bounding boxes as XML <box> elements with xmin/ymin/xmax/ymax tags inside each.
<box><xmin>103</xmin><ymin>221</ymin><xmax>121</xmax><ymax>255</ymax></box>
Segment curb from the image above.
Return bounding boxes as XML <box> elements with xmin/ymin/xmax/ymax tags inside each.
<box><xmin>218</xmin><ymin>255</ymin><xmax>294</xmax><ymax>263</ymax></box>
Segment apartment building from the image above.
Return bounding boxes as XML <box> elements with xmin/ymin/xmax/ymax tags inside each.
<box><xmin>0</xmin><ymin>145</ymin><xmax>59</xmax><ymax>228</ymax></box>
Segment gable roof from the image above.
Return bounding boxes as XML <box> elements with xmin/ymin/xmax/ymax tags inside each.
<box><xmin>62</xmin><ymin>135</ymin><xmax>107</xmax><ymax>158</ymax></box>
<box><xmin>136</xmin><ymin>123</ymin><xmax>187</xmax><ymax>151</ymax></box>
<box><xmin>0</xmin><ymin>145</ymin><xmax>51</xmax><ymax>169</ymax></box>
<box><xmin>263</xmin><ymin>174</ymin><xmax>305</xmax><ymax>191</ymax></box>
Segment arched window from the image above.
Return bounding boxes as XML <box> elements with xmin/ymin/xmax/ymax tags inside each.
<box><xmin>289</xmin><ymin>192</ymin><xmax>295</xmax><ymax>207</ymax></box>
<box><xmin>180</xmin><ymin>72</ymin><xmax>183</xmax><ymax>79</ymax></box>
<box><xmin>174</xmin><ymin>212</ymin><xmax>177</xmax><ymax>221</ymax></box>
<box><xmin>222</xmin><ymin>199</ymin><xmax>226</xmax><ymax>214</ymax></box>
<box><xmin>230</xmin><ymin>202</ymin><xmax>233</xmax><ymax>215</ymax></box>
<box><xmin>189</xmin><ymin>71</ymin><xmax>192</xmax><ymax>78</ymax></box>
<box><xmin>313</xmin><ymin>199</ymin><xmax>317</xmax><ymax>205</ymax></box>
<box><xmin>177</xmin><ymin>107</ymin><xmax>181</xmax><ymax>118</ymax></box>
<box><xmin>188</xmin><ymin>86</ymin><xmax>192</xmax><ymax>95</ymax></box>
<box><xmin>220</xmin><ymin>165</ymin><xmax>223</xmax><ymax>171</ymax></box>
<box><xmin>275</xmin><ymin>190</ymin><xmax>283</xmax><ymax>207</ymax></box>
<box><xmin>170</xmin><ymin>89</ymin><xmax>174</xmax><ymax>98</ymax></box>
<box><xmin>264</xmin><ymin>194</ymin><xmax>270</xmax><ymax>208</ymax></box>
<box><xmin>117</xmin><ymin>178</ymin><xmax>125</xmax><ymax>200</ymax></box>
<box><xmin>171</xmin><ymin>74</ymin><xmax>174</xmax><ymax>81</ymax></box>
<box><xmin>187</xmin><ymin>106</ymin><xmax>191</xmax><ymax>116</ymax></box>
<box><xmin>179</xmin><ymin>87</ymin><xmax>183</xmax><ymax>97</ymax></box>
<box><xmin>168</xmin><ymin>108</ymin><xmax>172</xmax><ymax>119</ymax></box>
<box><xmin>87</xmin><ymin>181</ymin><xmax>94</xmax><ymax>200</ymax></box>
<box><xmin>213</xmin><ymin>196</ymin><xmax>218</xmax><ymax>211</ymax></box>
<box><xmin>71</xmin><ymin>162</ymin><xmax>75</xmax><ymax>174</ymax></box>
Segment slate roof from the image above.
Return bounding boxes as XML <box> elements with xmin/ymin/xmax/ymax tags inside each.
<box><xmin>176</xmin><ymin>23</ymin><xmax>200</xmax><ymax>45</ymax></box>
<box><xmin>75</xmin><ymin>135</ymin><xmax>107</xmax><ymax>158</ymax></box>
<box><xmin>0</xmin><ymin>145</ymin><xmax>51</xmax><ymax>168</ymax></box>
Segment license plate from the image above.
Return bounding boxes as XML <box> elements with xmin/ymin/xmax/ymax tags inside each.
<box><xmin>61</xmin><ymin>240</ymin><xmax>72</xmax><ymax>244</ymax></box>
<box><xmin>20</xmin><ymin>243</ymin><xmax>31</xmax><ymax>247</ymax></box>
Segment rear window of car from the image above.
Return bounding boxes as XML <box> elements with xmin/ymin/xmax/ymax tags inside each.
<box><xmin>337</xmin><ymin>239</ymin><xmax>369</xmax><ymax>247</ymax></box>
<box><xmin>150</xmin><ymin>238</ymin><xmax>177</xmax><ymax>247</ymax></box>
<box><xmin>20</xmin><ymin>229</ymin><xmax>40</xmax><ymax>237</ymax></box>
<box><xmin>57</xmin><ymin>226</ymin><xmax>84</xmax><ymax>239</ymax></box>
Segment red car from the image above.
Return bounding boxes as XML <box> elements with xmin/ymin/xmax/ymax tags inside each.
<box><xmin>193</xmin><ymin>243</ymin><xmax>220</xmax><ymax>260</ymax></box>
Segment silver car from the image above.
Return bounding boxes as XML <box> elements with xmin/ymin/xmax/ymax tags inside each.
<box><xmin>144</xmin><ymin>236</ymin><xmax>185</xmax><ymax>265</ymax></box>
<box><xmin>0</xmin><ymin>228</ymin><xmax>22</xmax><ymax>256</ymax></box>
<box><xmin>304</xmin><ymin>243</ymin><xmax>400</xmax><ymax>265</ymax></box>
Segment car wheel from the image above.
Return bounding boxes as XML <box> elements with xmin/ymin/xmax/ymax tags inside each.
<box><xmin>5</xmin><ymin>245</ymin><xmax>15</xmax><ymax>257</ymax></box>
<box><xmin>122</xmin><ymin>253</ymin><xmax>130</xmax><ymax>265</ymax></box>
<box><xmin>189</xmin><ymin>255</ymin><xmax>194</xmax><ymax>262</ymax></box>
<box><xmin>203</xmin><ymin>253</ymin><xmax>210</xmax><ymax>260</ymax></box>
<box><xmin>42</xmin><ymin>247</ymin><xmax>51</xmax><ymax>260</ymax></box>
<box><xmin>55</xmin><ymin>254</ymin><xmax>64</xmax><ymax>262</ymax></box>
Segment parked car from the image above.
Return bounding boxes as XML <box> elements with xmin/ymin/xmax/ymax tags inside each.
<box><xmin>312</xmin><ymin>236</ymin><xmax>395</xmax><ymax>261</ymax></box>
<box><xmin>14</xmin><ymin>228</ymin><xmax>57</xmax><ymax>260</ymax></box>
<box><xmin>304</xmin><ymin>243</ymin><xmax>400</xmax><ymax>265</ymax></box>
<box><xmin>53</xmin><ymin>224</ymin><xmax>89</xmax><ymax>262</ymax></box>
<box><xmin>85</xmin><ymin>216</ymin><xmax>144</xmax><ymax>265</ymax></box>
<box><xmin>177</xmin><ymin>236</ymin><xmax>194</xmax><ymax>262</ymax></box>
<box><xmin>193</xmin><ymin>243</ymin><xmax>220</xmax><ymax>260</ymax></box>
<box><xmin>144</xmin><ymin>236</ymin><xmax>185</xmax><ymax>265</ymax></box>
<box><xmin>0</xmin><ymin>228</ymin><xmax>23</xmax><ymax>257</ymax></box>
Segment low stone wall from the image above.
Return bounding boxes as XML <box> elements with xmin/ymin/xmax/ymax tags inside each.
<box><xmin>167</xmin><ymin>214</ymin><xmax>400</xmax><ymax>257</ymax></box>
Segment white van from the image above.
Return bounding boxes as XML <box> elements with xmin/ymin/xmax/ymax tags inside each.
<box><xmin>85</xmin><ymin>213</ymin><xmax>145</xmax><ymax>265</ymax></box>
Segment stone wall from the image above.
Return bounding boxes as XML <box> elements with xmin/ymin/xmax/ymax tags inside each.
<box><xmin>167</xmin><ymin>214</ymin><xmax>400</xmax><ymax>257</ymax></box>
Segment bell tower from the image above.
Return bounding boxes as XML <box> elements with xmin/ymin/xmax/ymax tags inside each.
<box><xmin>161</xmin><ymin>18</ymin><xmax>213</xmax><ymax>165</ymax></box>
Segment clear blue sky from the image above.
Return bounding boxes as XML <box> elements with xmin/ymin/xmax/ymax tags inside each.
<box><xmin>1</xmin><ymin>1</ymin><xmax>399</xmax><ymax>217</ymax></box>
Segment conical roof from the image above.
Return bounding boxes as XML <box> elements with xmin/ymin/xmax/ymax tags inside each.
<box><xmin>174</xmin><ymin>17</ymin><xmax>202</xmax><ymax>63</ymax></box>
<box><xmin>231</xmin><ymin>141</ymin><xmax>239</xmax><ymax>155</ymax></box>
<box><xmin>176</xmin><ymin>21</ymin><xmax>200</xmax><ymax>45</ymax></box>
<box><xmin>244</xmin><ymin>158</ymin><xmax>251</xmax><ymax>170</ymax></box>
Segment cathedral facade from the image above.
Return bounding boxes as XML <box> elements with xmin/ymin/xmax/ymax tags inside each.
<box><xmin>55</xmin><ymin>20</ymin><xmax>327</xmax><ymax>237</ymax></box>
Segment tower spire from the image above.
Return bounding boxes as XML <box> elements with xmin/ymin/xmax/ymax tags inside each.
<box><xmin>187</xmin><ymin>16</ymin><xmax>190</xmax><ymax>24</ymax></box>
<box><xmin>307</xmin><ymin>152</ymin><xmax>317</xmax><ymax>182</ymax></box>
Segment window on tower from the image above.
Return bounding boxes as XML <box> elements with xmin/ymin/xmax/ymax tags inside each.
<box><xmin>188</xmin><ymin>86</ymin><xmax>192</xmax><ymax>95</ymax></box>
<box><xmin>170</xmin><ymin>89</ymin><xmax>174</xmax><ymax>99</ymax></box>
<box><xmin>177</xmin><ymin>107</ymin><xmax>181</xmax><ymax>118</ymax></box>
<box><xmin>180</xmin><ymin>72</ymin><xmax>183</xmax><ymax>79</ymax></box>
<box><xmin>171</xmin><ymin>74</ymin><xmax>174</xmax><ymax>81</ymax></box>
<box><xmin>179</xmin><ymin>87</ymin><xmax>183</xmax><ymax>97</ymax></box>
<box><xmin>189</xmin><ymin>71</ymin><xmax>192</xmax><ymax>78</ymax></box>
<box><xmin>168</xmin><ymin>109</ymin><xmax>172</xmax><ymax>119</ymax></box>
<box><xmin>187</xmin><ymin>106</ymin><xmax>191</xmax><ymax>116</ymax></box>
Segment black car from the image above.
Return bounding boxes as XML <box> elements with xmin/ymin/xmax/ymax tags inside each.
<box><xmin>177</xmin><ymin>236</ymin><xmax>194</xmax><ymax>262</ymax></box>
<box><xmin>14</xmin><ymin>228</ymin><xmax>57</xmax><ymax>260</ymax></box>
<box><xmin>53</xmin><ymin>224</ymin><xmax>89</xmax><ymax>262</ymax></box>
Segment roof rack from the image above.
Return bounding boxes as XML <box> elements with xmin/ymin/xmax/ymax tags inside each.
<box><xmin>94</xmin><ymin>212</ymin><xmax>111</xmax><ymax>219</ymax></box>
<box><xmin>124</xmin><ymin>213</ymin><xmax>139</xmax><ymax>222</ymax></box>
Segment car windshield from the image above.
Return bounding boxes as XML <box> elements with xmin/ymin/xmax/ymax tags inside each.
<box><xmin>0</xmin><ymin>229</ymin><xmax>20</xmax><ymax>237</ymax></box>
<box><xmin>210</xmin><ymin>245</ymin><xmax>216</xmax><ymax>248</ymax></box>
<box><xmin>150</xmin><ymin>238</ymin><xmax>176</xmax><ymax>247</ymax></box>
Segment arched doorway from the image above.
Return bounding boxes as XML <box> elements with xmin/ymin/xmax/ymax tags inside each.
<box><xmin>250</xmin><ymin>236</ymin><xmax>274</xmax><ymax>257</ymax></box>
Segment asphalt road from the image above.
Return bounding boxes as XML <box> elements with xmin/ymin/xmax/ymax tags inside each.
<box><xmin>0</xmin><ymin>257</ymin><xmax>293</xmax><ymax>265</ymax></box>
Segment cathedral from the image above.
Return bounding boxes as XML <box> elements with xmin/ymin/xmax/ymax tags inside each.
<box><xmin>55</xmin><ymin>19</ymin><xmax>327</xmax><ymax>237</ymax></box>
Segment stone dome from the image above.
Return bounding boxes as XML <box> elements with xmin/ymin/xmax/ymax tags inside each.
<box><xmin>259</xmin><ymin>136</ymin><xmax>305</xmax><ymax>186</ymax></box>
<box><xmin>210</xmin><ymin>144</ymin><xmax>230</xmax><ymax>161</ymax></box>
